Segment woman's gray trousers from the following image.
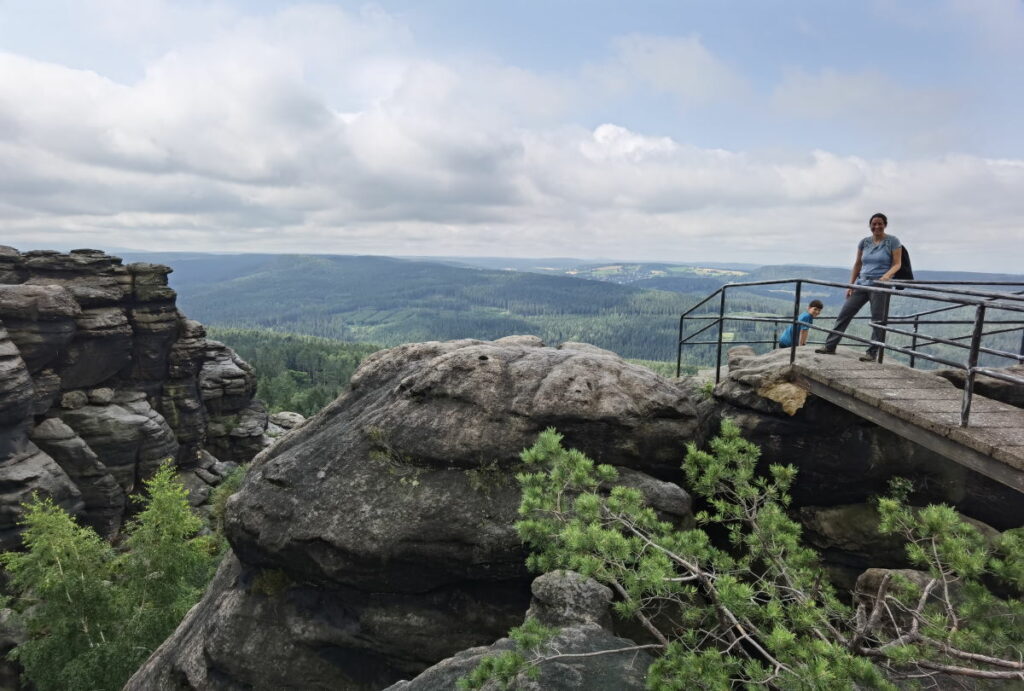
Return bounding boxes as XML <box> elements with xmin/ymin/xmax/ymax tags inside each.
<box><xmin>824</xmin><ymin>287</ymin><xmax>890</xmax><ymax>354</ymax></box>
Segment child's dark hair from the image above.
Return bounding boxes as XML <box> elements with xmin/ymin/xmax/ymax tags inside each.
<box><xmin>809</xmin><ymin>299</ymin><xmax>824</xmax><ymax>309</ymax></box>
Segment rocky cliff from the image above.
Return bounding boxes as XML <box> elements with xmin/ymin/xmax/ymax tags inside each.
<box><xmin>127</xmin><ymin>337</ymin><xmax>698</xmax><ymax>690</ymax></box>
<box><xmin>0</xmin><ymin>247</ymin><xmax>268</xmax><ymax>544</ymax></box>
<box><xmin>127</xmin><ymin>338</ymin><xmax>1021</xmax><ymax>691</ymax></box>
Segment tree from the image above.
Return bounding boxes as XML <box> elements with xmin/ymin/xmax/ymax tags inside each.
<box><xmin>1</xmin><ymin>462</ymin><xmax>218</xmax><ymax>691</ymax></box>
<box><xmin>465</xmin><ymin>422</ymin><xmax>1024</xmax><ymax>689</ymax></box>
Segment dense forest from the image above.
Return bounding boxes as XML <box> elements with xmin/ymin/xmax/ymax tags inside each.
<box><xmin>139</xmin><ymin>253</ymin><xmax>795</xmax><ymax>363</ymax></box>
<box><xmin>208</xmin><ymin>328</ymin><xmax>380</xmax><ymax>416</ymax></box>
<box><xmin>127</xmin><ymin>252</ymin><xmax>1022</xmax><ymax>373</ymax></box>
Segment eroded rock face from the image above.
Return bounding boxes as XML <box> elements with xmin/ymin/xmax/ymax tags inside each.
<box><xmin>0</xmin><ymin>247</ymin><xmax>268</xmax><ymax>545</ymax></box>
<box><xmin>127</xmin><ymin>337</ymin><xmax>699</xmax><ymax>690</ymax></box>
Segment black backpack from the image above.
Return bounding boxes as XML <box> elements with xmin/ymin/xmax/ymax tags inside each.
<box><xmin>894</xmin><ymin>244</ymin><xmax>914</xmax><ymax>280</ymax></box>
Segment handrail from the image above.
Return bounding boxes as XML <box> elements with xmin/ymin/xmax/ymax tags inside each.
<box><xmin>677</xmin><ymin>279</ymin><xmax>1024</xmax><ymax>426</ymax></box>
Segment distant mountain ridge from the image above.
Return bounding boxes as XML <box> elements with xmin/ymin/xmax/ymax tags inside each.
<box><xmin>117</xmin><ymin>251</ymin><xmax>1023</xmax><ymax>363</ymax></box>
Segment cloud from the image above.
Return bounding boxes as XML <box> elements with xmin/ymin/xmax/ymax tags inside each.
<box><xmin>0</xmin><ymin>3</ymin><xmax>1021</xmax><ymax>272</ymax></box>
<box><xmin>585</xmin><ymin>34</ymin><xmax>747</xmax><ymax>107</ymax></box>
<box><xmin>771</xmin><ymin>68</ymin><xmax>963</xmax><ymax>152</ymax></box>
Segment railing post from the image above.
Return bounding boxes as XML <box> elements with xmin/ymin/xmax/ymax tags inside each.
<box><xmin>789</xmin><ymin>280</ymin><xmax>802</xmax><ymax>365</ymax></box>
<box><xmin>909</xmin><ymin>315</ymin><xmax>919</xmax><ymax>368</ymax></box>
<box><xmin>960</xmin><ymin>304</ymin><xmax>987</xmax><ymax>427</ymax></box>
<box><xmin>676</xmin><ymin>314</ymin><xmax>685</xmax><ymax>377</ymax></box>
<box><xmin>877</xmin><ymin>286</ymin><xmax>891</xmax><ymax>364</ymax></box>
<box><xmin>715</xmin><ymin>289</ymin><xmax>726</xmax><ymax>384</ymax></box>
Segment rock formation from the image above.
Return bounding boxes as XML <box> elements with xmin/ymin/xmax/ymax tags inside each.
<box><xmin>113</xmin><ymin>324</ymin><xmax>1020</xmax><ymax>691</ymax></box>
<box><xmin>126</xmin><ymin>336</ymin><xmax>698</xmax><ymax>690</ymax></box>
<box><xmin>0</xmin><ymin>247</ymin><xmax>268</xmax><ymax>545</ymax></box>
<box><xmin>385</xmin><ymin>570</ymin><xmax>654</xmax><ymax>690</ymax></box>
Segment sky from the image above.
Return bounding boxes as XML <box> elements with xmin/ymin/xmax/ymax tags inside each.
<box><xmin>0</xmin><ymin>0</ymin><xmax>1022</xmax><ymax>271</ymax></box>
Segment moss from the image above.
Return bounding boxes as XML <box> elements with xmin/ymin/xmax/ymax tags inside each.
<box><xmin>209</xmin><ymin>464</ymin><xmax>248</xmax><ymax>537</ymax></box>
<box><xmin>251</xmin><ymin>568</ymin><xmax>291</xmax><ymax>597</ymax></box>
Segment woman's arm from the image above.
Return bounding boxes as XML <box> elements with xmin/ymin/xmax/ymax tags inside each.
<box><xmin>847</xmin><ymin>248</ymin><xmax>863</xmax><ymax>297</ymax></box>
<box><xmin>879</xmin><ymin>247</ymin><xmax>902</xmax><ymax>281</ymax></box>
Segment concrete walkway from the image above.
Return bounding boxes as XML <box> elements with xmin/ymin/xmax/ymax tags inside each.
<box><xmin>786</xmin><ymin>349</ymin><xmax>1024</xmax><ymax>493</ymax></box>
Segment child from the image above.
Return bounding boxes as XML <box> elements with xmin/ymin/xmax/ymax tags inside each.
<box><xmin>778</xmin><ymin>300</ymin><xmax>824</xmax><ymax>348</ymax></box>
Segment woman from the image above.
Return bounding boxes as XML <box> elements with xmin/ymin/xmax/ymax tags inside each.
<box><xmin>816</xmin><ymin>212</ymin><xmax>902</xmax><ymax>361</ymax></box>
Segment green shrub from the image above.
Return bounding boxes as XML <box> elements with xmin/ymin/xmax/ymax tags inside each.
<box><xmin>466</xmin><ymin>422</ymin><xmax>1024</xmax><ymax>689</ymax></box>
<box><xmin>1</xmin><ymin>462</ymin><xmax>219</xmax><ymax>691</ymax></box>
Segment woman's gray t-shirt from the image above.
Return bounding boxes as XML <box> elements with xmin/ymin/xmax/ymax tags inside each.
<box><xmin>858</xmin><ymin>235</ymin><xmax>901</xmax><ymax>283</ymax></box>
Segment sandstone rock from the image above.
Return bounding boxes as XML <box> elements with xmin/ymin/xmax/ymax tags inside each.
<box><xmin>525</xmin><ymin>570</ymin><xmax>614</xmax><ymax>629</ymax></box>
<box><xmin>0</xmin><ymin>443</ymin><xmax>83</xmax><ymax>551</ymax></box>
<box><xmin>128</xmin><ymin>262</ymin><xmax>176</xmax><ymax>303</ymax></box>
<box><xmin>167</xmin><ymin>318</ymin><xmax>207</xmax><ymax>379</ymax></box>
<box><xmin>0</xmin><ymin>248</ymin><xmax>267</xmax><ymax>538</ymax></box>
<box><xmin>23</xmin><ymin>249</ymin><xmax>130</xmax><ymax>306</ymax></box>
<box><xmin>0</xmin><ymin>284</ymin><xmax>79</xmax><ymax>373</ymax></box>
<box><xmin>712</xmin><ymin>346</ymin><xmax>803</xmax><ymax>416</ymax></box>
<box><xmin>200</xmin><ymin>340</ymin><xmax>257</xmax><ymax>415</ymax></box>
<box><xmin>129</xmin><ymin>338</ymin><xmax>698</xmax><ymax>689</ymax></box>
<box><xmin>206</xmin><ymin>400</ymin><xmax>269</xmax><ymax>464</ymax></box>
<box><xmin>60</xmin><ymin>390</ymin><xmax>89</xmax><ymax>409</ymax></box>
<box><xmin>608</xmin><ymin>466</ymin><xmax>692</xmax><ymax>525</ymax></box>
<box><xmin>175</xmin><ymin>470</ymin><xmax>212</xmax><ymax>507</ymax></box>
<box><xmin>59</xmin><ymin>394</ymin><xmax>178</xmax><ymax>492</ymax></box>
<box><xmin>126</xmin><ymin>553</ymin><xmax>530</xmax><ymax>691</ymax></box>
<box><xmin>158</xmin><ymin>378</ymin><xmax>207</xmax><ymax>466</ymax></box>
<box><xmin>0</xmin><ymin>608</ymin><xmax>26</xmax><ymax>691</ymax></box>
<box><xmin>801</xmin><ymin>503</ymin><xmax>1000</xmax><ymax>581</ymax></box>
<box><xmin>87</xmin><ymin>387</ymin><xmax>115</xmax><ymax>404</ymax></box>
<box><xmin>386</xmin><ymin>571</ymin><xmax>652</xmax><ymax>691</ymax></box>
<box><xmin>0</xmin><ymin>325</ymin><xmax>33</xmax><ymax>430</ymax></box>
<box><xmin>30</xmin><ymin>369</ymin><xmax>61</xmax><ymax>415</ymax></box>
<box><xmin>128</xmin><ymin>303</ymin><xmax>179</xmax><ymax>381</ymax></box>
<box><xmin>58</xmin><ymin>307</ymin><xmax>133</xmax><ymax>389</ymax></box>
<box><xmin>269</xmin><ymin>410</ymin><xmax>306</xmax><ymax>430</ymax></box>
<box><xmin>0</xmin><ymin>245</ymin><xmax>27</xmax><ymax>284</ymax></box>
<box><xmin>30</xmin><ymin>418</ymin><xmax>124</xmax><ymax>537</ymax></box>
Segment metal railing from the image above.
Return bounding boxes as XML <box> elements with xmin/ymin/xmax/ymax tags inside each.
<box><xmin>676</xmin><ymin>279</ymin><xmax>1024</xmax><ymax>426</ymax></box>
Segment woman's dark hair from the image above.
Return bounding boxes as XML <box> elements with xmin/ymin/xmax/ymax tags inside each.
<box><xmin>869</xmin><ymin>212</ymin><xmax>888</xmax><ymax>226</ymax></box>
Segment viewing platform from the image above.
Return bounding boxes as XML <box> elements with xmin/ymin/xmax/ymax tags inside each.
<box><xmin>678</xmin><ymin>277</ymin><xmax>1024</xmax><ymax>494</ymax></box>
<box><xmin>787</xmin><ymin>350</ymin><xmax>1024</xmax><ymax>493</ymax></box>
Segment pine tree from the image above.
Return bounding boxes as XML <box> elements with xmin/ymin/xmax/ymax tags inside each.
<box><xmin>465</xmin><ymin>422</ymin><xmax>1024</xmax><ymax>689</ymax></box>
<box><xmin>1</xmin><ymin>462</ymin><xmax>218</xmax><ymax>691</ymax></box>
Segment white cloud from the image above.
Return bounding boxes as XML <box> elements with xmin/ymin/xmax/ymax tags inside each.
<box><xmin>0</xmin><ymin>3</ymin><xmax>1021</xmax><ymax>272</ymax></box>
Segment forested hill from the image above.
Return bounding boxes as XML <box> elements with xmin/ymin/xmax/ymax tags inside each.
<box><xmin>128</xmin><ymin>253</ymin><xmax>789</xmax><ymax>362</ymax></box>
<box><xmin>122</xmin><ymin>252</ymin><xmax>1023</xmax><ymax>365</ymax></box>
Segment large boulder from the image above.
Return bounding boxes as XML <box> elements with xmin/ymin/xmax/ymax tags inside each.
<box><xmin>127</xmin><ymin>337</ymin><xmax>699</xmax><ymax>690</ymax></box>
